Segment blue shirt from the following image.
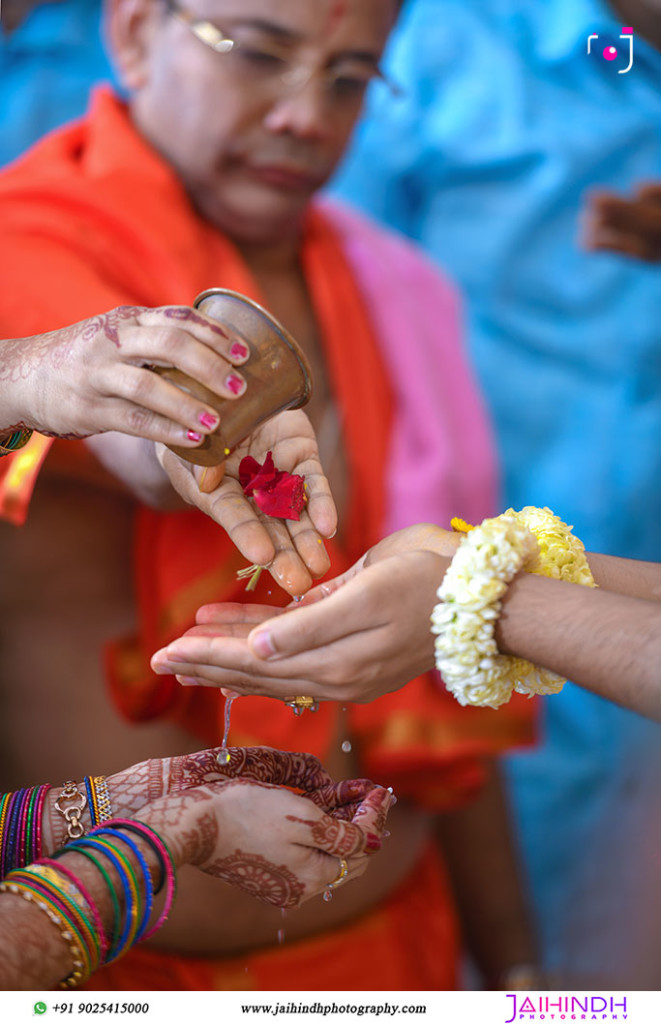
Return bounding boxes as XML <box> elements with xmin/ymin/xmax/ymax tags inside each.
<box><xmin>0</xmin><ymin>0</ymin><xmax>115</xmax><ymax>167</ymax></box>
<box><xmin>333</xmin><ymin>0</ymin><xmax>661</xmax><ymax>987</ymax></box>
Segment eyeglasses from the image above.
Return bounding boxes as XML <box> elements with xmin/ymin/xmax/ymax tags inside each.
<box><xmin>164</xmin><ymin>0</ymin><xmax>400</xmax><ymax>105</ymax></box>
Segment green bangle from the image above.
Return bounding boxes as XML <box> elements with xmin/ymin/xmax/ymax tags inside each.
<box><xmin>66</xmin><ymin>846</ymin><xmax>122</xmax><ymax>953</ymax></box>
<box><xmin>0</xmin><ymin>428</ymin><xmax>33</xmax><ymax>456</ymax></box>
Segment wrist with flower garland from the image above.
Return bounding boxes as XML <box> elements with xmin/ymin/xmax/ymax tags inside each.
<box><xmin>435</xmin><ymin>509</ymin><xmax>595</xmax><ymax>708</ymax></box>
<box><xmin>432</xmin><ymin>515</ymin><xmax>539</xmax><ymax>709</ymax></box>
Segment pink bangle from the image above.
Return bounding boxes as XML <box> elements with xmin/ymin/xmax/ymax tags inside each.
<box><xmin>96</xmin><ymin>819</ymin><xmax>177</xmax><ymax>942</ymax></box>
<box><xmin>38</xmin><ymin>857</ymin><xmax>109</xmax><ymax>960</ymax></box>
<box><xmin>34</xmin><ymin>784</ymin><xmax>51</xmax><ymax>861</ymax></box>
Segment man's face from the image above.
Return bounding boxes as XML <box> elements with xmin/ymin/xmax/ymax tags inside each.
<box><xmin>114</xmin><ymin>0</ymin><xmax>396</xmax><ymax>243</ymax></box>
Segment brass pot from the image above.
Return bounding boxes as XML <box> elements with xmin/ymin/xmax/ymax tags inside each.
<box><xmin>158</xmin><ymin>288</ymin><xmax>312</xmax><ymax>467</ymax></box>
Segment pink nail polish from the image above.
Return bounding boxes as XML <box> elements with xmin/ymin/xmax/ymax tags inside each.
<box><xmin>199</xmin><ymin>411</ymin><xmax>219</xmax><ymax>430</ymax></box>
<box><xmin>230</xmin><ymin>341</ymin><xmax>249</xmax><ymax>360</ymax></box>
<box><xmin>187</xmin><ymin>430</ymin><xmax>203</xmax><ymax>443</ymax></box>
<box><xmin>225</xmin><ymin>372</ymin><xmax>245</xmax><ymax>396</ymax></box>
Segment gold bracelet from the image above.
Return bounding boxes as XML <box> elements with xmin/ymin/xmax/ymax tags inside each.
<box><xmin>89</xmin><ymin>776</ymin><xmax>113</xmax><ymax>825</ymax></box>
<box><xmin>0</xmin><ymin>880</ymin><xmax>87</xmax><ymax>987</ymax></box>
<box><xmin>54</xmin><ymin>781</ymin><xmax>87</xmax><ymax>842</ymax></box>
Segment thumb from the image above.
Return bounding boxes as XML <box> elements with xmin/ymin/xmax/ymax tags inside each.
<box><xmin>195</xmin><ymin>462</ymin><xmax>226</xmax><ymax>492</ymax></box>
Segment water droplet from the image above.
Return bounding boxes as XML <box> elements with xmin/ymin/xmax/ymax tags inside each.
<box><xmin>309</xmin><ymin>700</ymin><xmax>319</xmax><ymax>713</ymax></box>
<box><xmin>277</xmin><ymin>929</ymin><xmax>285</xmax><ymax>945</ymax></box>
<box><xmin>216</xmin><ymin>694</ymin><xmax>237</xmax><ymax>765</ymax></box>
<box><xmin>383</xmin><ymin>830</ymin><xmax>391</xmax><ymax>839</ymax></box>
<box><xmin>341</xmin><ymin>739</ymin><xmax>352</xmax><ymax>753</ymax></box>
<box><xmin>280</xmin><ymin>907</ymin><xmax>287</xmax><ymax>919</ymax></box>
<box><xmin>293</xmin><ymin>706</ymin><xmax>304</xmax><ymax>717</ymax></box>
<box><xmin>293</xmin><ymin>595</ymin><xmax>303</xmax><ymax>603</ymax></box>
<box><xmin>221</xmin><ymin>694</ymin><xmax>236</xmax><ymax>747</ymax></box>
<box><xmin>322</xmin><ymin>889</ymin><xmax>333</xmax><ymax>902</ymax></box>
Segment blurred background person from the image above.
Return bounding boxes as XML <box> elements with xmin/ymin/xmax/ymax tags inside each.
<box><xmin>0</xmin><ymin>0</ymin><xmax>114</xmax><ymax>167</ymax></box>
<box><xmin>332</xmin><ymin>0</ymin><xmax>661</xmax><ymax>989</ymax></box>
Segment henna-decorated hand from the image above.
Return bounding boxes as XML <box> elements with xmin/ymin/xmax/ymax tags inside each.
<box><xmin>155</xmin><ymin>409</ymin><xmax>337</xmax><ymax>597</ymax></box>
<box><xmin>136</xmin><ymin>780</ymin><xmax>394</xmax><ymax>908</ymax></box>
<box><xmin>44</xmin><ymin>747</ymin><xmax>373</xmax><ymax>851</ymax></box>
<box><xmin>0</xmin><ymin>305</ymin><xmax>249</xmax><ymax>447</ymax></box>
<box><xmin>149</xmin><ymin>525</ymin><xmax>456</xmax><ymax>702</ymax></box>
<box><xmin>107</xmin><ymin>746</ymin><xmax>351</xmax><ymax>817</ymax></box>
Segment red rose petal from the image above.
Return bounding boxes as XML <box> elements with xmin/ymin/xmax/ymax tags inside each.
<box><xmin>239</xmin><ymin>451</ymin><xmax>306</xmax><ymax>520</ymax></box>
<box><xmin>239</xmin><ymin>450</ymin><xmax>277</xmax><ymax>494</ymax></box>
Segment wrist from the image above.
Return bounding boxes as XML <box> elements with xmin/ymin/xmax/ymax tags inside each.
<box><xmin>135</xmin><ymin>810</ymin><xmax>186</xmax><ymax>870</ymax></box>
<box><xmin>0</xmin><ymin>378</ymin><xmax>25</xmax><ymax>435</ymax></box>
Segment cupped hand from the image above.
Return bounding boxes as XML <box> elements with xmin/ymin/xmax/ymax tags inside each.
<box><xmin>137</xmin><ymin>780</ymin><xmax>393</xmax><ymax>908</ymax></box>
<box><xmin>156</xmin><ymin>408</ymin><xmax>337</xmax><ymax>597</ymax></box>
<box><xmin>150</xmin><ymin>548</ymin><xmax>450</xmax><ymax>703</ymax></box>
<box><xmin>105</xmin><ymin>746</ymin><xmax>360</xmax><ymax>818</ymax></box>
<box><xmin>1</xmin><ymin>304</ymin><xmax>250</xmax><ymax>444</ymax></box>
<box><xmin>44</xmin><ymin>747</ymin><xmax>376</xmax><ymax>853</ymax></box>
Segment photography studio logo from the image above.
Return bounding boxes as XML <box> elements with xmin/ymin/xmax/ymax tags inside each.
<box><xmin>587</xmin><ymin>26</ymin><xmax>634</xmax><ymax>73</ymax></box>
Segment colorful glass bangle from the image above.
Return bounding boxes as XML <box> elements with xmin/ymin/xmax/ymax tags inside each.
<box><xmin>90</xmin><ymin>829</ymin><xmax>154</xmax><ymax>944</ymax></box>
<box><xmin>66</xmin><ymin>845</ymin><xmax>122</xmax><ymax>953</ymax></box>
<box><xmin>0</xmin><ymin>878</ymin><xmax>91</xmax><ymax>988</ymax></box>
<box><xmin>60</xmin><ymin>836</ymin><xmax>141</xmax><ymax>963</ymax></box>
<box><xmin>0</xmin><ymin>785</ymin><xmax>52</xmax><ymax>879</ymax></box>
<box><xmin>0</xmin><ymin>428</ymin><xmax>33</xmax><ymax>456</ymax></box>
<box><xmin>100</xmin><ymin>819</ymin><xmax>177</xmax><ymax>936</ymax></box>
<box><xmin>33</xmin><ymin>784</ymin><xmax>51</xmax><ymax>862</ymax></box>
<box><xmin>13</xmin><ymin>867</ymin><xmax>101</xmax><ymax>964</ymax></box>
<box><xmin>38</xmin><ymin>859</ymin><xmax>109</xmax><ymax>961</ymax></box>
<box><xmin>108</xmin><ymin>821</ymin><xmax>167</xmax><ymax>894</ymax></box>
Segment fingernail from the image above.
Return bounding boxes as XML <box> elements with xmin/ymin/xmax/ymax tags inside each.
<box><xmin>165</xmin><ymin>646</ymin><xmax>188</xmax><ymax>661</ymax></box>
<box><xmin>225</xmin><ymin>372</ymin><xmax>245</xmax><ymax>396</ymax></box>
<box><xmin>187</xmin><ymin>430</ymin><xmax>203</xmax><ymax>443</ymax></box>
<box><xmin>251</xmin><ymin>630</ymin><xmax>277</xmax><ymax>659</ymax></box>
<box><xmin>178</xmin><ymin>676</ymin><xmax>201</xmax><ymax>687</ymax></box>
<box><xmin>199</xmin><ymin>411</ymin><xmax>219</xmax><ymax>430</ymax></box>
<box><xmin>230</xmin><ymin>341</ymin><xmax>249</xmax><ymax>360</ymax></box>
<box><xmin>152</xmin><ymin>662</ymin><xmax>177</xmax><ymax>675</ymax></box>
